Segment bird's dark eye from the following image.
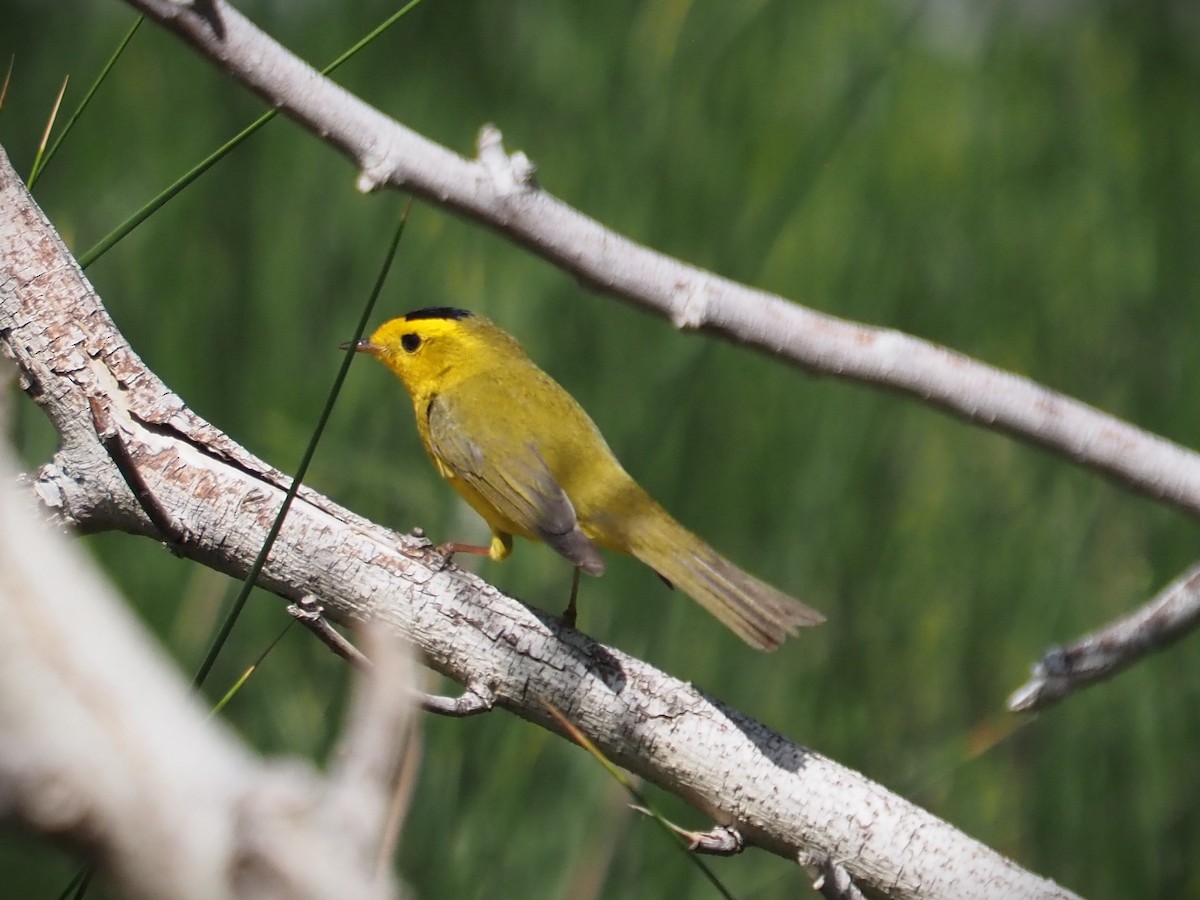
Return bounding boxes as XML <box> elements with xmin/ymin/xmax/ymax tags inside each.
<box><xmin>401</xmin><ymin>333</ymin><xmax>421</xmax><ymax>353</ymax></box>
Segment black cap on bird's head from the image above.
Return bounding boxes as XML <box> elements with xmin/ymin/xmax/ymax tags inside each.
<box><xmin>404</xmin><ymin>307</ymin><xmax>474</xmax><ymax>322</ymax></box>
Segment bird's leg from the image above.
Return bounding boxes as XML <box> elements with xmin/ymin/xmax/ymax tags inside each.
<box><xmin>562</xmin><ymin>566</ymin><xmax>582</xmax><ymax>628</ymax></box>
<box><xmin>436</xmin><ymin>533</ymin><xmax>510</xmax><ymax>567</ymax></box>
<box><xmin>434</xmin><ymin>541</ymin><xmax>491</xmax><ymax>563</ymax></box>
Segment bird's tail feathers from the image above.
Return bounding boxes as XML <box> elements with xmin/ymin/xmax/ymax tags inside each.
<box><xmin>629</xmin><ymin>512</ymin><xmax>823</xmax><ymax>651</ymax></box>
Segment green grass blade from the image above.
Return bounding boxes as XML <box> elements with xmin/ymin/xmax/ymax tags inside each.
<box><xmin>78</xmin><ymin>0</ymin><xmax>426</xmax><ymax>269</ymax></box>
<box><xmin>77</xmin><ymin>104</ymin><xmax>274</xmax><ymax>269</ymax></box>
<box><xmin>209</xmin><ymin>620</ymin><xmax>295</xmax><ymax>716</ymax></box>
<box><xmin>0</xmin><ymin>56</ymin><xmax>13</xmax><ymax>115</ymax></box>
<box><xmin>325</xmin><ymin>0</ymin><xmax>427</xmax><ymax>73</ymax></box>
<box><xmin>27</xmin><ymin>16</ymin><xmax>144</xmax><ymax>189</ymax></box>
<box><xmin>58</xmin><ymin>866</ymin><xmax>92</xmax><ymax>900</ymax></box>
<box><xmin>191</xmin><ymin>201</ymin><xmax>411</xmax><ymax>691</ymax></box>
<box><xmin>25</xmin><ymin>75</ymin><xmax>68</xmax><ymax>188</ymax></box>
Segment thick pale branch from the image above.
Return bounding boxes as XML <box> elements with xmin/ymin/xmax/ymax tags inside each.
<box><xmin>0</xmin><ymin>440</ymin><xmax>401</xmax><ymax>899</ymax></box>
<box><xmin>0</xmin><ymin>148</ymin><xmax>1075</xmax><ymax>899</ymax></box>
<box><xmin>124</xmin><ymin>0</ymin><xmax>1200</xmax><ymax>520</ymax></box>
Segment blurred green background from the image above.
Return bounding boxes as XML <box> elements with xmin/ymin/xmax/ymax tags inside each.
<box><xmin>4</xmin><ymin>1</ymin><xmax>1200</xmax><ymax>897</ymax></box>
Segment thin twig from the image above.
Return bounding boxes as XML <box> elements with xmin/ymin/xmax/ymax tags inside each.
<box><xmin>288</xmin><ymin>596</ymin><xmax>497</xmax><ymax>718</ymax></box>
<box><xmin>288</xmin><ymin>595</ymin><xmax>372</xmax><ymax>669</ymax></box>
<box><xmin>1009</xmin><ymin>561</ymin><xmax>1200</xmax><ymax>712</ymax></box>
<box><xmin>418</xmin><ymin>683</ymin><xmax>495</xmax><ymax>718</ymax></box>
<box><xmin>88</xmin><ymin>396</ymin><xmax>187</xmax><ymax>546</ymax></box>
<box><xmin>628</xmin><ymin>808</ymin><xmax>745</xmax><ymax>857</ymax></box>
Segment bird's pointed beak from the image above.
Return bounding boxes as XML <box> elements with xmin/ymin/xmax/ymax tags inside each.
<box><xmin>340</xmin><ymin>338</ymin><xmax>381</xmax><ymax>356</ymax></box>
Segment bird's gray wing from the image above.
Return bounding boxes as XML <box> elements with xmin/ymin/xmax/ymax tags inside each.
<box><xmin>427</xmin><ymin>393</ymin><xmax>604</xmax><ymax>574</ymax></box>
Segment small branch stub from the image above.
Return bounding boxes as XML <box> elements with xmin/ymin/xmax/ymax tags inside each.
<box><xmin>804</xmin><ymin>853</ymin><xmax>867</xmax><ymax>900</ymax></box>
<box><xmin>89</xmin><ymin>397</ymin><xmax>189</xmax><ymax>547</ymax></box>
<box><xmin>669</xmin><ymin>276</ymin><xmax>713</xmax><ymax>331</ymax></box>
<box><xmin>477</xmin><ymin>123</ymin><xmax>537</xmax><ymax>196</ymax></box>
<box><xmin>628</xmin><ymin>807</ymin><xmax>745</xmax><ymax>856</ymax></box>
<box><xmin>418</xmin><ymin>682</ymin><xmax>496</xmax><ymax>718</ymax></box>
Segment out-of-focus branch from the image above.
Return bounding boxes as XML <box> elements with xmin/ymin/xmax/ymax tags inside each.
<box><xmin>0</xmin><ymin>146</ymin><xmax>1077</xmax><ymax>900</ymax></box>
<box><xmin>1009</xmin><ymin>562</ymin><xmax>1200</xmax><ymax>712</ymax></box>
<box><xmin>0</xmin><ymin>421</ymin><xmax>404</xmax><ymax>900</ymax></box>
<box><xmin>124</xmin><ymin>0</ymin><xmax>1200</xmax><ymax>522</ymax></box>
<box><xmin>326</xmin><ymin>628</ymin><xmax>418</xmax><ymax>879</ymax></box>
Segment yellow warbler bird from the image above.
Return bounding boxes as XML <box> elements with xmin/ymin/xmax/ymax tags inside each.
<box><xmin>347</xmin><ymin>307</ymin><xmax>823</xmax><ymax>650</ymax></box>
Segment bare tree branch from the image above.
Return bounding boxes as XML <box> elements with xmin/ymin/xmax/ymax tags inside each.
<box><xmin>123</xmin><ymin>0</ymin><xmax>1200</xmax><ymax>523</ymax></box>
<box><xmin>0</xmin><ymin>420</ymin><xmax>404</xmax><ymax>900</ymax></box>
<box><xmin>0</xmin><ymin>147</ymin><xmax>1077</xmax><ymax>899</ymax></box>
<box><xmin>1009</xmin><ymin>561</ymin><xmax>1200</xmax><ymax>712</ymax></box>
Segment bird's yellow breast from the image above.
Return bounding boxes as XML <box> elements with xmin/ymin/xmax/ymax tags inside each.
<box><xmin>351</xmin><ymin>306</ymin><xmax>824</xmax><ymax>650</ymax></box>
